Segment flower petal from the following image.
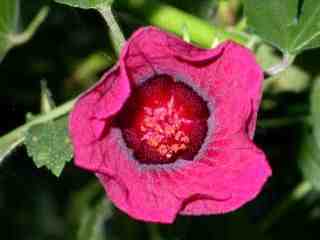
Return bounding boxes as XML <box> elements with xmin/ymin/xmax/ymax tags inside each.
<box><xmin>122</xmin><ymin>27</ymin><xmax>226</xmax><ymax>86</ymax></box>
<box><xmin>69</xmin><ymin>66</ymin><xmax>130</xmax><ymax>172</ymax></box>
<box><xmin>95</xmin><ymin>128</ymin><xmax>182</xmax><ymax>223</ymax></box>
<box><xmin>123</xmin><ymin>27</ymin><xmax>263</xmax><ymax>140</ymax></box>
<box><xmin>209</xmin><ymin>42</ymin><xmax>263</xmax><ymax>139</ymax></box>
<box><xmin>95</xmin><ymin>129</ymin><xmax>270</xmax><ymax>222</ymax></box>
<box><xmin>179</xmin><ymin>133</ymin><xmax>271</xmax><ymax>214</ymax></box>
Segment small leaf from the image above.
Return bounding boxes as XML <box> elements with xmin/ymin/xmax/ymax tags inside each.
<box><xmin>311</xmin><ymin>77</ymin><xmax>320</xmax><ymax>148</ymax></box>
<box><xmin>243</xmin><ymin>0</ymin><xmax>320</xmax><ymax>54</ymax></box>
<box><xmin>54</xmin><ymin>0</ymin><xmax>113</xmax><ymax>9</ymax></box>
<box><xmin>25</xmin><ymin>115</ymin><xmax>73</xmax><ymax>177</ymax></box>
<box><xmin>298</xmin><ymin>131</ymin><xmax>320</xmax><ymax>190</ymax></box>
<box><xmin>0</xmin><ymin>2</ymin><xmax>49</xmax><ymax>62</ymax></box>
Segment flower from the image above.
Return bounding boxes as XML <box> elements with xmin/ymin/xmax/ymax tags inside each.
<box><xmin>69</xmin><ymin>26</ymin><xmax>271</xmax><ymax>223</ymax></box>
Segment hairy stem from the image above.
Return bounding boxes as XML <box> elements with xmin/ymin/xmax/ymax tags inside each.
<box><xmin>97</xmin><ymin>5</ymin><xmax>125</xmax><ymax>56</ymax></box>
<box><xmin>266</xmin><ymin>53</ymin><xmax>296</xmax><ymax>76</ymax></box>
<box><xmin>0</xmin><ymin>98</ymin><xmax>76</xmax><ymax>164</ymax></box>
<box><xmin>9</xmin><ymin>6</ymin><xmax>49</xmax><ymax>46</ymax></box>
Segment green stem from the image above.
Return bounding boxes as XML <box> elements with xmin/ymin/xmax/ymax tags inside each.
<box><xmin>260</xmin><ymin>181</ymin><xmax>312</xmax><ymax>231</ymax></box>
<box><xmin>0</xmin><ymin>98</ymin><xmax>76</xmax><ymax>163</ymax></box>
<box><xmin>115</xmin><ymin>0</ymin><xmax>249</xmax><ymax>48</ymax></box>
<box><xmin>9</xmin><ymin>6</ymin><xmax>49</xmax><ymax>46</ymax></box>
<box><xmin>266</xmin><ymin>53</ymin><xmax>296</xmax><ymax>76</ymax></box>
<box><xmin>97</xmin><ymin>5</ymin><xmax>125</xmax><ymax>56</ymax></box>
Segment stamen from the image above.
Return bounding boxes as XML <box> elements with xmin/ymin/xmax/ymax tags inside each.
<box><xmin>140</xmin><ymin>96</ymin><xmax>190</xmax><ymax>159</ymax></box>
<box><xmin>119</xmin><ymin>74</ymin><xmax>209</xmax><ymax>164</ymax></box>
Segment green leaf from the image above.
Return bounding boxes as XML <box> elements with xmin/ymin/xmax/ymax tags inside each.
<box><xmin>311</xmin><ymin>77</ymin><xmax>320</xmax><ymax>148</ymax></box>
<box><xmin>243</xmin><ymin>0</ymin><xmax>320</xmax><ymax>54</ymax></box>
<box><xmin>25</xmin><ymin>115</ymin><xmax>73</xmax><ymax>177</ymax></box>
<box><xmin>54</xmin><ymin>0</ymin><xmax>113</xmax><ymax>9</ymax></box>
<box><xmin>298</xmin><ymin>131</ymin><xmax>320</xmax><ymax>190</ymax></box>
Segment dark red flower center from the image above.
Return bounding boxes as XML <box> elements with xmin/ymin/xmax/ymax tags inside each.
<box><xmin>118</xmin><ymin>75</ymin><xmax>209</xmax><ymax>164</ymax></box>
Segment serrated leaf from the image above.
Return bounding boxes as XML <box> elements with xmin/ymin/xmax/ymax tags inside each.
<box><xmin>311</xmin><ymin>77</ymin><xmax>320</xmax><ymax>148</ymax></box>
<box><xmin>298</xmin><ymin>131</ymin><xmax>320</xmax><ymax>190</ymax></box>
<box><xmin>0</xmin><ymin>0</ymin><xmax>19</xmax><ymax>61</ymax></box>
<box><xmin>25</xmin><ymin>115</ymin><xmax>73</xmax><ymax>177</ymax></box>
<box><xmin>54</xmin><ymin>0</ymin><xmax>113</xmax><ymax>9</ymax></box>
<box><xmin>243</xmin><ymin>0</ymin><xmax>320</xmax><ymax>54</ymax></box>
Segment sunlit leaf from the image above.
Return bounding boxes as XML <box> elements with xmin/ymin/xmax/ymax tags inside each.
<box><xmin>25</xmin><ymin>116</ymin><xmax>73</xmax><ymax>177</ymax></box>
<box><xmin>243</xmin><ymin>0</ymin><xmax>320</xmax><ymax>54</ymax></box>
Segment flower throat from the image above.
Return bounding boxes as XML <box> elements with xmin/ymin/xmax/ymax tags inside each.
<box><xmin>119</xmin><ymin>75</ymin><xmax>209</xmax><ymax>164</ymax></box>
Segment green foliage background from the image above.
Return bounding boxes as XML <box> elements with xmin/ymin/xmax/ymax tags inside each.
<box><xmin>1</xmin><ymin>0</ymin><xmax>320</xmax><ymax>239</ymax></box>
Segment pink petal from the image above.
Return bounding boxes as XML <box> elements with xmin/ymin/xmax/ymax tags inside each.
<box><xmin>123</xmin><ymin>27</ymin><xmax>263</xmax><ymax>140</ymax></box>
<box><xmin>69</xmin><ymin>65</ymin><xmax>130</xmax><ymax>172</ymax></box>
<box><xmin>94</xmin><ymin>129</ymin><xmax>270</xmax><ymax>222</ymax></box>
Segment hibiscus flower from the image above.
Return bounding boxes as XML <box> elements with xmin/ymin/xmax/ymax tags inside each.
<box><xmin>69</xmin><ymin>26</ymin><xmax>271</xmax><ymax>223</ymax></box>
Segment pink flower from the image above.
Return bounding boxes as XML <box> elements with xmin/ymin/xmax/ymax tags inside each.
<box><xmin>69</xmin><ymin>26</ymin><xmax>271</xmax><ymax>223</ymax></box>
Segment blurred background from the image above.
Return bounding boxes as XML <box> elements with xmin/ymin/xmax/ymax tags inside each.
<box><xmin>1</xmin><ymin>0</ymin><xmax>320</xmax><ymax>239</ymax></box>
